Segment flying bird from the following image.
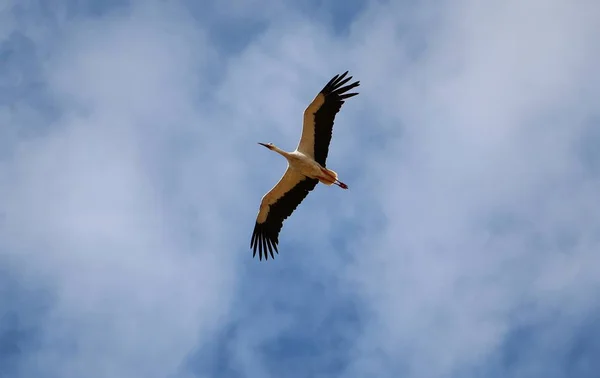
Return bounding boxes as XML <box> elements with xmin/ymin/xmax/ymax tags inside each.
<box><xmin>250</xmin><ymin>71</ymin><xmax>360</xmax><ymax>260</ymax></box>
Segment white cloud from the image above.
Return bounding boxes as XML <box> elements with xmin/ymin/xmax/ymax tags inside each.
<box><xmin>343</xmin><ymin>0</ymin><xmax>600</xmax><ymax>377</ymax></box>
<box><xmin>1</xmin><ymin>3</ymin><xmax>237</xmax><ymax>377</ymax></box>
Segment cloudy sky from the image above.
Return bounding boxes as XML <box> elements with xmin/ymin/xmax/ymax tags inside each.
<box><xmin>2</xmin><ymin>0</ymin><xmax>600</xmax><ymax>377</ymax></box>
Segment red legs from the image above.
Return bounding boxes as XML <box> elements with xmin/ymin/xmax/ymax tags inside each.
<box><xmin>336</xmin><ymin>180</ymin><xmax>348</xmax><ymax>189</ymax></box>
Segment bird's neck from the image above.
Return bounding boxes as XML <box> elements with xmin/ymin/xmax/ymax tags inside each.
<box><xmin>272</xmin><ymin>146</ymin><xmax>290</xmax><ymax>158</ymax></box>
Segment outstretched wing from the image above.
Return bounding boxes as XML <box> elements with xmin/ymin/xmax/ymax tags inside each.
<box><xmin>251</xmin><ymin>167</ymin><xmax>318</xmax><ymax>260</ymax></box>
<box><xmin>297</xmin><ymin>71</ymin><xmax>360</xmax><ymax>167</ymax></box>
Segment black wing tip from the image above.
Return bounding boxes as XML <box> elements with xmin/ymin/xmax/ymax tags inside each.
<box><xmin>321</xmin><ymin>71</ymin><xmax>360</xmax><ymax>98</ymax></box>
<box><xmin>250</xmin><ymin>222</ymin><xmax>279</xmax><ymax>261</ymax></box>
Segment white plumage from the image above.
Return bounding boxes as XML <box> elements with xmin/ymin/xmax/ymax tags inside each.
<box><xmin>251</xmin><ymin>71</ymin><xmax>360</xmax><ymax>260</ymax></box>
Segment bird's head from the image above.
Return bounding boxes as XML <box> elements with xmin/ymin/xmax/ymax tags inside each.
<box><xmin>258</xmin><ymin>142</ymin><xmax>275</xmax><ymax>150</ymax></box>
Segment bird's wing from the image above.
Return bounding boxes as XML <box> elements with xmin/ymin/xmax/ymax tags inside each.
<box><xmin>251</xmin><ymin>167</ymin><xmax>319</xmax><ymax>260</ymax></box>
<box><xmin>296</xmin><ymin>71</ymin><xmax>360</xmax><ymax>167</ymax></box>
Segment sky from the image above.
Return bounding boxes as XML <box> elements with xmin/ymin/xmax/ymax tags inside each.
<box><xmin>1</xmin><ymin>0</ymin><xmax>600</xmax><ymax>377</ymax></box>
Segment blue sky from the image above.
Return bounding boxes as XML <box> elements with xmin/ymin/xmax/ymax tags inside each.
<box><xmin>1</xmin><ymin>0</ymin><xmax>600</xmax><ymax>377</ymax></box>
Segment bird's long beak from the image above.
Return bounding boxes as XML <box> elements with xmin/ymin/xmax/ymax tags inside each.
<box><xmin>258</xmin><ymin>142</ymin><xmax>269</xmax><ymax>148</ymax></box>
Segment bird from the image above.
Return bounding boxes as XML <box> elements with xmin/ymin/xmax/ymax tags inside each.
<box><xmin>250</xmin><ymin>71</ymin><xmax>360</xmax><ymax>260</ymax></box>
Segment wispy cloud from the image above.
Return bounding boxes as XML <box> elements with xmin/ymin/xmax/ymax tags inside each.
<box><xmin>2</xmin><ymin>2</ymin><xmax>236</xmax><ymax>377</ymax></box>
<box><xmin>345</xmin><ymin>1</ymin><xmax>600</xmax><ymax>377</ymax></box>
<box><xmin>1</xmin><ymin>0</ymin><xmax>600</xmax><ymax>377</ymax></box>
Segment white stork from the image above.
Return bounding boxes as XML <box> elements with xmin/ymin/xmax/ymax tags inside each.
<box><xmin>250</xmin><ymin>71</ymin><xmax>360</xmax><ymax>260</ymax></box>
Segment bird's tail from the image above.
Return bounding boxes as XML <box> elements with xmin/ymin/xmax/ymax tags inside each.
<box><xmin>326</xmin><ymin>168</ymin><xmax>338</xmax><ymax>180</ymax></box>
<box><xmin>319</xmin><ymin>167</ymin><xmax>338</xmax><ymax>186</ymax></box>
